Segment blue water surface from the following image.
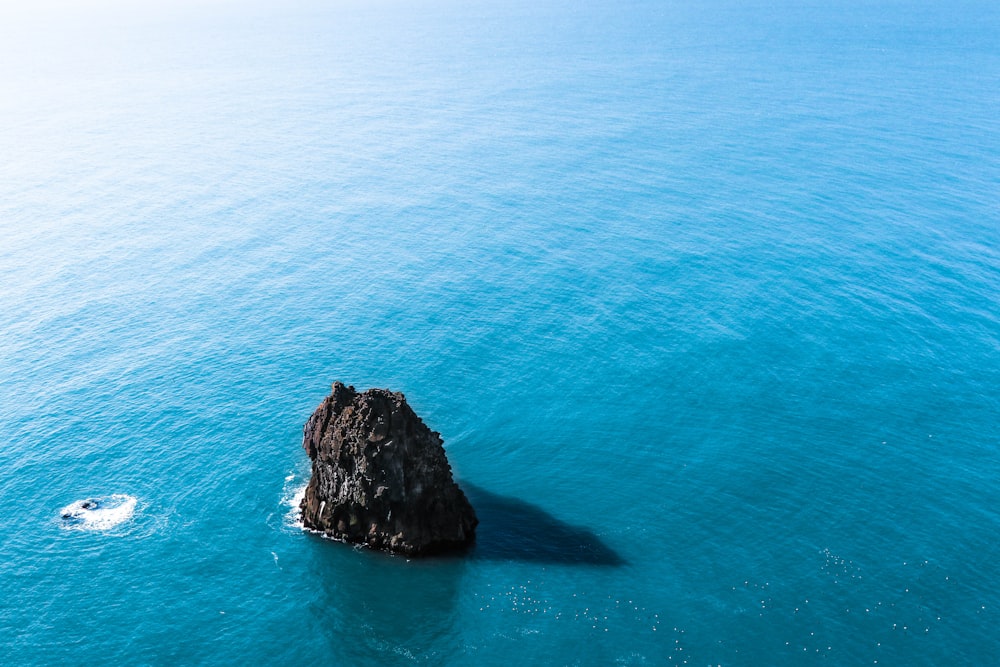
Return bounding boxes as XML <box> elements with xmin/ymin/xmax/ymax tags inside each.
<box><xmin>1</xmin><ymin>0</ymin><xmax>999</xmax><ymax>664</ymax></box>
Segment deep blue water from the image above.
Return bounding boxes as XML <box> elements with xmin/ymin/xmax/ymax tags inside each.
<box><xmin>2</xmin><ymin>0</ymin><xmax>999</xmax><ymax>664</ymax></box>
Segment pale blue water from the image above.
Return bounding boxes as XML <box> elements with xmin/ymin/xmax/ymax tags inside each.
<box><xmin>2</xmin><ymin>0</ymin><xmax>999</xmax><ymax>664</ymax></box>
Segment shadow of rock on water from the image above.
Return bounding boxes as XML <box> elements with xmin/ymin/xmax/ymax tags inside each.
<box><xmin>462</xmin><ymin>484</ymin><xmax>625</xmax><ymax>566</ymax></box>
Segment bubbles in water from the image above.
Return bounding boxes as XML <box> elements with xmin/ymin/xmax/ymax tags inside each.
<box><xmin>59</xmin><ymin>494</ymin><xmax>137</xmax><ymax>531</ymax></box>
<box><xmin>281</xmin><ymin>473</ymin><xmax>307</xmax><ymax>529</ymax></box>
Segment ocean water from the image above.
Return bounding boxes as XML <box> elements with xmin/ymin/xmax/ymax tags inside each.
<box><xmin>1</xmin><ymin>0</ymin><xmax>999</xmax><ymax>664</ymax></box>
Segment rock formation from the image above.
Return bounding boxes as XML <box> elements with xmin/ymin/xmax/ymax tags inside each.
<box><xmin>299</xmin><ymin>382</ymin><xmax>477</xmax><ymax>555</ymax></box>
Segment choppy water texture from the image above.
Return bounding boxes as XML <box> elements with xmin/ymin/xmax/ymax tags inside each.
<box><xmin>1</xmin><ymin>0</ymin><xmax>999</xmax><ymax>664</ymax></box>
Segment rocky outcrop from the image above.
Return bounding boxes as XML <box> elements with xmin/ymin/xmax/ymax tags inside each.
<box><xmin>299</xmin><ymin>382</ymin><xmax>477</xmax><ymax>555</ymax></box>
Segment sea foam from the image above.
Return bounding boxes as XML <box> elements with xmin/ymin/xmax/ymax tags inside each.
<box><xmin>281</xmin><ymin>477</ymin><xmax>307</xmax><ymax>530</ymax></box>
<box><xmin>59</xmin><ymin>494</ymin><xmax>137</xmax><ymax>531</ymax></box>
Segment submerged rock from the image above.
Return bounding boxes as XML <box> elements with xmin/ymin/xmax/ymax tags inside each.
<box><xmin>299</xmin><ymin>382</ymin><xmax>477</xmax><ymax>555</ymax></box>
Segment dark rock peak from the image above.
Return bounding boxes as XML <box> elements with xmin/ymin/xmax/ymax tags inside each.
<box><xmin>300</xmin><ymin>382</ymin><xmax>477</xmax><ymax>556</ymax></box>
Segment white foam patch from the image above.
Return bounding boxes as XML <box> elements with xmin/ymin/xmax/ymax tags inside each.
<box><xmin>59</xmin><ymin>494</ymin><xmax>137</xmax><ymax>531</ymax></box>
<box><xmin>282</xmin><ymin>479</ymin><xmax>307</xmax><ymax>529</ymax></box>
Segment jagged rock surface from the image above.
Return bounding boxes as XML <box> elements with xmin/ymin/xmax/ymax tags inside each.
<box><xmin>300</xmin><ymin>382</ymin><xmax>477</xmax><ymax>555</ymax></box>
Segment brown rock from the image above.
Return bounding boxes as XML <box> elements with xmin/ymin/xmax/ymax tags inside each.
<box><xmin>299</xmin><ymin>382</ymin><xmax>477</xmax><ymax>555</ymax></box>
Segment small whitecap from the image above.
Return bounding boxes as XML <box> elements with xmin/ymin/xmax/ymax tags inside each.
<box><xmin>59</xmin><ymin>494</ymin><xmax>137</xmax><ymax>531</ymax></box>
<box><xmin>282</xmin><ymin>479</ymin><xmax>307</xmax><ymax>529</ymax></box>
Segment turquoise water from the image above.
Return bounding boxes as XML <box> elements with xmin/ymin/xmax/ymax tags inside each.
<box><xmin>2</xmin><ymin>0</ymin><xmax>999</xmax><ymax>663</ymax></box>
